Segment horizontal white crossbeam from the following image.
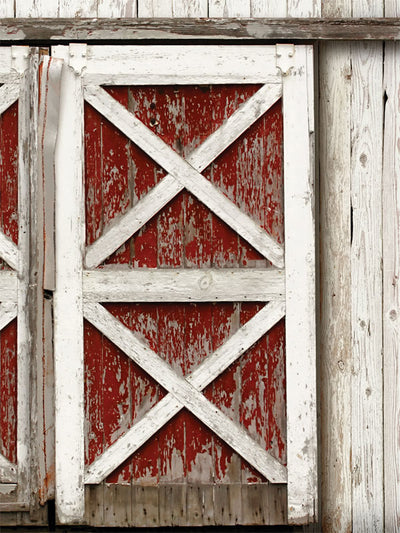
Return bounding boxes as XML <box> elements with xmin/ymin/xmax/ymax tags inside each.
<box><xmin>83</xmin><ymin>268</ymin><xmax>285</xmax><ymax>302</ymax></box>
<box><xmin>0</xmin><ymin>453</ymin><xmax>17</xmax><ymax>484</ymax></box>
<box><xmin>85</xmin><ymin>83</ymin><xmax>282</xmax><ymax>269</ymax></box>
<box><xmin>84</xmin><ymin>300</ymin><xmax>287</xmax><ymax>484</ymax></box>
<box><xmin>84</xmin><ymin>85</ymin><xmax>284</xmax><ymax>269</ymax></box>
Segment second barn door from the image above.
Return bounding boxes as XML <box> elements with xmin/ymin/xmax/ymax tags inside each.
<box><xmin>53</xmin><ymin>44</ymin><xmax>316</xmax><ymax>527</ymax></box>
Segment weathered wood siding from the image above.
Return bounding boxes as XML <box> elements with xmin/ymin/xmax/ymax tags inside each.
<box><xmin>0</xmin><ymin>0</ymin><xmax>398</xmax><ymax>531</ymax></box>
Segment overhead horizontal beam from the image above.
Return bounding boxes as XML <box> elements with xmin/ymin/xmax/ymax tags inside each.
<box><xmin>0</xmin><ymin>18</ymin><xmax>399</xmax><ymax>42</ymax></box>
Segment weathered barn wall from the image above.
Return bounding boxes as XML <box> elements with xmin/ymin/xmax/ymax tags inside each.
<box><xmin>0</xmin><ymin>0</ymin><xmax>397</xmax><ymax>531</ymax></box>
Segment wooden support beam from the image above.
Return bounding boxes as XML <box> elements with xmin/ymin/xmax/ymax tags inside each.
<box><xmin>0</xmin><ymin>18</ymin><xmax>399</xmax><ymax>42</ymax></box>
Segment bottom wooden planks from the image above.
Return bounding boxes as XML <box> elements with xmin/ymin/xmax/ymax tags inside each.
<box><xmin>84</xmin><ymin>483</ymin><xmax>287</xmax><ymax>527</ymax></box>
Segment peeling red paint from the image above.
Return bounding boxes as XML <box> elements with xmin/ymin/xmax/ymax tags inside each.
<box><xmin>0</xmin><ymin>101</ymin><xmax>18</xmax><ymax>464</ymax></box>
<box><xmin>84</xmin><ymin>85</ymin><xmax>285</xmax><ymax>486</ymax></box>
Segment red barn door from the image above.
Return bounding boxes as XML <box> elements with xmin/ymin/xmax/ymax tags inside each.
<box><xmin>53</xmin><ymin>44</ymin><xmax>316</xmax><ymax>526</ymax></box>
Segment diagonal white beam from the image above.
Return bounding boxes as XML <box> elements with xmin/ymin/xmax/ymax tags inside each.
<box><xmin>0</xmin><ymin>453</ymin><xmax>17</xmax><ymax>483</ymax></box>
<box><xmin>0</xmin><ymin>301</ymin><xmax>17</xmax><ymax>331</ymax></box>
<box><xmin>0</xmin><ymin>231</ymin><xmax>19</xmax><ymax>271</ymax></box>
<box><xmin>0</xmin><ymin>82</ymin><xmax>20</xmax><ymax>116</ymax></box>
<box><xmin>84</xmin><ymin>85</ymin><xmax>284</xmax><ymax>269</ymax></box>
<box><xmin>84</xmin><ymin>301</ymin><xmax>287</xmax><ymax>484</ymax></box>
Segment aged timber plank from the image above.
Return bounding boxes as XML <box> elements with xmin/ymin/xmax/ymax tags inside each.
<box><xmin>85</xmin><ymin>82</ymin><xmax>281</xmax><ymax>268</ymax></box>
<box><xmin>283</xmin><ymin>45</ymin><xmax>317</xmax><ymax>525</ymax></box>
<box><xmin>138</xmin><ymin>0</ymin><xmax>207</xmax><ymax>17</ymax></box>
<box><xmin>2</xmin><ymin>18</ymin><xmax>400</xmax><ymax>42</ymax></box>
<box><xmin>350</xmin><ymin>40</ymin><xmax>384</xmax><ymax>533</ymax></box>
<box><xmin>319</xmin><ymin>41</ymin><xmax>352</xmax><ymax>533</ymax></box>
<box><xmin>83</xmin><ymin>269</ymin><xmax>285</xmax><ymax>302</ymax></box>
<box><xmin>209</xmin><ymin>0</ymin><xmax>251</xmax><ymax>17</ymax></box>
<box><xmin>53</xmin><ymin>47</ymin><xmax>85</xmax><ymax>523</ymax></box>
<box><xmin>0</xmin><ymin>453</ymin><xmax>16</xmax><ymax>483</ymax></box>
<box><xmin>383</xmin><ymin>36</ymin><xmax>400</xmax><ymax>533</ymax></box>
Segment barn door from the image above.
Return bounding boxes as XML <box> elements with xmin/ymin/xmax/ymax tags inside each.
<box><xmin>0</xmin><ymin>47</ymin><xmax>36</xmax><ymax>512</ymax></box>
<box><xmin>52</xmin><ymin>44</ymin><xmax>316</xmax><ymax>526</ymax></box>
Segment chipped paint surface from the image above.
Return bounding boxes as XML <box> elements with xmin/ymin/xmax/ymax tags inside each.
<box><xmin>0</xmin><ymin>100</ymin><xmax>18</xmax><ymax>465</ymax></box>
<box><xmin>83</xmin><ymin>85</ymin><xmax>285</xmax><ymax>488</ymax></box>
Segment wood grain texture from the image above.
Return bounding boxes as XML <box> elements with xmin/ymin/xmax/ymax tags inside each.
<box><xmin>287</xmin><ymin>0</ymin><xmax>320</xmax><ymax>16</ymax></box>
<box><xmin>0</xmin><ymin>0</ymin><xmax>12</xmax><ymax>16</ymax></box>
<box><xmin>209</xmin><ymin>0</ymin><xmax>251</xmax><ymax>16</ymax></box>
<box><xmin>138</xmin><ymin>0</ymin><xmax>207</xmax><ymax>16</ymax></box>
<box><xmin>97</xmin><ymin>0</ymin><xmax>137</xmax><ymax>17</ymax></box>
<box><xmin>53</xmin><ymin>50</ymin><xmax>85</xmax><ymax>523</ymax></box>
<box><xmin>319</xmin><ymin>41</ymin><xmax>352</xmax><ymax>533</ymax></box>
<box><xmin>283</xmin><ymin>45</ymin><xmax>317</xmax><ymax>525</ymax></box>
<box><xmin>4</xmin><ymin>18</ymin><xmax>400</xmax><ymax>42</ymax></box>
<box><xmin>383</xmin><ymin>40</ymin><xmax>400</xmax><ymax>532</ymax></box>
<box><xmin>251</xmin><ymin>0</ymin><xmax>287</xmax><ymax>17</ymax></box>
<box><xmin>83</xmin><ymin>269</ymin><xmax>285</xmax><ymax>302</ymax></box>
<box><xmin>350</xmin><ymin>41</ymin><xmax>384</xmax><ymax>533</ymax></box>
<box><xmin>15</xmin><ymin>0</ymin><xmax>58</xmax><ymax>17</ymax></box>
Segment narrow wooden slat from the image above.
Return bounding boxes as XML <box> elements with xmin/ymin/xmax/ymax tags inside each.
<box><xmin>0</xmin><ymin>0</ymin><xmax>13</xmax><ymax>16</ymax></box>
<box><xmin>84</xmin><ymin>301</ymin><xmax>286</xmax><ymax>484</ymax></box>
<box><xmin>138</xmin><ymin>0</ymin><xmax>207</xmax><ymax>16</ymax></box>
<box><xmin>251</xmin><ymin>0</ymin><xmax>287</xmax><ymax>17</ymax></box>
<box><xmin>58</xmin><ymin>0</ymin><xmax>97</xmax><ymax>17</ymax></box>
<box><xmin>85</xmin><ymin>85</ymin><xmax>284</xmax><ymax>268</ymax></box>
<box><xmin>0</xmin><ymin>272</ymin><xmax>17</xmax><ymax>303</ymax></box>
<box><xmin>83</xmin><ymin>45</ymin><xmax>280</xmax><ymax>85</ymax></box>
<box><xmin>83</xmin><ymin>269</ymin><xmax>284</xmax><ymax>302</ymax></box>
<box><xmin>0</xmin><ymin>231</ymin><xmax>19</xmax><ymax>271</ymax></box>
<box><xmin>383</xmin><ymin>36</ymin><xmax>400</xmax><ymax>533</ymax></box>
<box><xmin>287</xmin><ymin>0</ymin><xmax>321</xmax><ymax>17</ymax></box>
<box><xmin>319</xmin><ymin>41</ymin><xmax>352</xmax><ymax>533</ymax></box>
<box><xmin>15</xmin><ymin>0</ymin><xmax>58</xmax><ymax>17</ymax></box>
<box><xmin>85</xmin><ymin>83</ymin><xmax>281</xmax><ymax>268</ymax></box>
<box><xmin>209</xmin><ymin>0</ymin><xmax>251</xmax><ymax>16</ymax></box>
<box><xmin>15</xmin><ymin>45</ymin><xmax>32</xmax><ymax>508</ymax></box>
<box><xmin>97</xmin><ymin>0</ymin><xmax>137</xmax><ymax>17</ymax></box>
<box><xmin>53</xmin><ymin>50</ymin><xmax>85</xmax><ymax>523</ymax></box>
<box><xmin>0</xmin><ymin>453</ymin><xmax>17</xmax><ymax>483</ymax></box>
<box><xmin>350</xmin><ymin>41</ymin><xmax>384</xmax><ymax>533</ymax></box>
<box><xmin>283</xmin><ymin>45</ymin><xmax>317</xmax><ymax>524</ymax></box>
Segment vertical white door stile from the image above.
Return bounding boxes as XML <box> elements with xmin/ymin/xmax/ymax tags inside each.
<box><xmin>281</xmin><ymin>44</ymin><xmax>317</xmax><ymax>525</ymax></box>
<box><xmin>51</xmin><ymin>43</ymin><xmax>316</xmax><ymax>525</ymax></box>
<box><xmin>53</xmin><ymin>44</ymin><xmax>86</xmax><ymax>523</ymax></box>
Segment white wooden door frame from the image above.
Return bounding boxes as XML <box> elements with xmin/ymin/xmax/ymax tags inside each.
<box><xmin>52</xmin><ymin>43</ymin><xmax>316</xmax><ymax>526</ymax></box>
<box><xmin>0</xmin><ymin>46</ymin><xmax>34</xmax><ymax>510</ymax></box>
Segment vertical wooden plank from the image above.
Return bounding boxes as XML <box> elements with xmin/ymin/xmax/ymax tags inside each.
<box><xmin>321</xmin><ymin>0</ymin><xmax>351</xmax><ymax>16</ymax></box>
<box><xmin>383</xmin><ymin>36</ymin><xmax>400</xmax><ymax>533</ymax></box>
<box><xmin>283</xmin><ymin>44</ymin><xmax>316</xmax><ymax>525</ymax></box>
<box><xmin>15</xmin><ymin>0</ymin><xmax>58</xmax><ymax>16</ymax></box>
<box><xmin>208</xmin><ymin>0</ymin><xmax>251</xmax><ymax>16</ymax></box>
<box><xmin>58</xmin><ymin>0</ymin><xmax>97</xmax><ymax>17</ymax></box>
<box><xmin>385</xmin><ymin>0</ymin><xmax>400</xmax><ymax>16</ymax></box>
<box><xmin>0</xmin><ymin>0</ymin><xmax>13</xmax><ymax>16</ymax></box>
<box><xmin>350</xmin><ymin>41</ymin><xmax>384</xmax><ymax>533</ymax></box>
<box><xmin>98</xmin><ymin>0</ymin><xmax>137</xmax><ymax>16</ymax></box>
<box><xmin>319</xmin><ymin>42</ymin><xmax>352</xmax><ymax>533</ymax></box>
<box><xmin>14</xmin><ymin>46</ymin><xmax>32</xmax><ymax>508</ymax></box>
<box><xmin>53</xmin><ymin>45</ymin><xmax>85</xmax><ymax>523</ymax></box>
<box><xmin>138</xmin><ymin>0</ymin><xmax>207</xmax><ymax>16</ymax></box>
<box><xmin>251</xmin><ymin>0</ymin><xmax>286</xmax><ymax>16</ymax></box>
<box><xmin>287</xmin><ymin>0</ymin><xmax>320</xmax><ymax>16</ymax></box>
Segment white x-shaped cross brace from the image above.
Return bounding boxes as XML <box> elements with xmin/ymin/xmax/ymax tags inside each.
<box><xmin>82</xmin><ymin>83</ymin><xmax>287</xmax><ymax>485</ymax></box>
<box><xmin>84</xmin><ymin>300</ymin><xmax>287</xmax><ymax>485</ymax></box>
<box><xmin>84</xmin><ymin>83</ymin><xmax>285</xmax><ymax>270</ymax></box>
<box><xmin>0</xmin><ymin>81</ymin><xmax>21</xmax><ymax>484</ymax></box>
